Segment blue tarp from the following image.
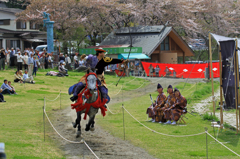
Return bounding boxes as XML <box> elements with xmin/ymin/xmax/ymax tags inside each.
<box><xmin>118</xmin><ymin>53</ymin><xmax>150</xmax><ymax>60</ymax></box>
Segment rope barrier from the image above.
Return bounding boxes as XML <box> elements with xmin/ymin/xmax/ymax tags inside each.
<box><xmin>123</xmin><ymin>106</ymin><xmax>205</xmax><ymax>137</ymax></box>
<box><xmin>83</xmin><ymin>141</ymin><xmax>100</xmax><ymax>159</ymax></box>
<box><xmin>44</xmin><ymin>109</ymin><xmax>83</xmax><ymax>143</ymax></box>
<box><xmin>45</xmin><ymin>92</ymin><xmax>61</xmax><ymax>101</ymax></box>
<box><xmin>44</xmin><ymin>97</ymin><xmax>99</xmax><ymax>159</ymax></box>
<box><xmin>207</xmin><ymin>132</ymin><xmax>240</xmax><ymax>157</ymax></box>
<box><xmin>110</xmin><ymin>84</ymin><xmax>123</xmax><ymax>96</ymax></box>
<box><xmin>108</xmin><ymin>106</ymin><xmax>122</xmax><ymax>115</ymax></box>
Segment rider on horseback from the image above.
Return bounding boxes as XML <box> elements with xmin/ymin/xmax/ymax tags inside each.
<box><xmin>69</xmin><ymin>48</ymin><xmax>129</xmax><ymax>106</ymax></box>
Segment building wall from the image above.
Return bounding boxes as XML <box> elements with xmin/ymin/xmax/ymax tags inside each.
<box><xmin>0</xmin><ymin>20</ymin><xmax>38</xmax><ymax>31</ymax></box>
<box><xmin>151</xmin><ymin>36</ymin><xmax>185</xmax><ymax>64</ymax></box>
<box><xmin>0</xmin><ymin>11</ymin><xmax>39</xmax><ymax>31</ymax></box>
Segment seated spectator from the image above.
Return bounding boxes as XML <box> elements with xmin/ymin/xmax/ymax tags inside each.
<box><xmin>23</xmin><ymin>70</ymin><xmax>35</xmax><ymax>84</ymax></box>
<box><xmin>1</xmin><ymin>79</ymin><xmax>15</xmax><ymax>95</ymax></box>
<box><xmin>7</xmin><ymin>81</ymin><xmax>17</xmax><ymax>94</ymax></box>
<box><xmin>168</xmin><ymin>88</ymin><xmax>187</xmax><ymax>125</ymax></box>
<box><xmin>146</xmin><ymin>84</ymin><xmax>166</xmax><ymax>122</ymax></box>
<box><xmin>14</xmin><ymin>71</ymin><xmax>23</xmax><ymax>83</ymax></box>
<box><xmin>0</xmin><ymin>88</ymin><xmax>6</xmax><ymax>102</ymax></box>
<box><xmin>163</xmin><ymin>85</ymin><xmax>176</xmax><ymax>124</ymax></box>
<box><xmin>58</xmin><ymin>62</ymin><xmax>68</xmax><ymax>74</ymax></box>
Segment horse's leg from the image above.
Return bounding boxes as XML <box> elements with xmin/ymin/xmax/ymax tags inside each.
<box><xmin>85</xmin><ymin>115</ymin><xmax>94</xmax><ymax>131</ymax></box>
<box><xmin>85</xmin><ymin>107</ymin><xmax>98</xmax><ymax>131</ymax></box>
<box><xmin>90</xmin><ymin>115</ymin><xmax>95</xmax><ymax>131</ymax></box>
<box><xmin>76</xmin><ymin>112</ymin><xmax>82</xmax><ymax>138</ymax></box>
<box><xmin>72</xmin><ymin>111</ymin><xmax>80</xmax><ymax>128</ymax></box>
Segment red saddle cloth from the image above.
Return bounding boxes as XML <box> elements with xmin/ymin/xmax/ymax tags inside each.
<box><xmin>71</xmin><ymin>72</ymin><xmax>107</xmax><ymax>120</ymax></box>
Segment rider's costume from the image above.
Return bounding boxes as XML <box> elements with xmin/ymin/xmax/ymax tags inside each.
<box><xmin>69</xmin><ymin>49</ymin><xmax>124</xmax><ymax>104</ymax></box>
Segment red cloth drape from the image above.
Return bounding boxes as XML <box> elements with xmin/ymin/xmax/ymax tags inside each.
<box><xmin>141</xmin><ymin>62</ymin><xmax>220</xmax><ymax>78</ymax></box>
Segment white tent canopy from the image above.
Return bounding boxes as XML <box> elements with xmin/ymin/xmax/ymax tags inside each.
<box><xmin>210</xmin><ymin>33</ymin><xmax>240</xmax><ymax>65</ymax></box>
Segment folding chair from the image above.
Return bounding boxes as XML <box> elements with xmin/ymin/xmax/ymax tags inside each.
<box><xmin>177</xmin><ymin>112</ymin><xmax>188</xmax><ymax>124</ymax></box>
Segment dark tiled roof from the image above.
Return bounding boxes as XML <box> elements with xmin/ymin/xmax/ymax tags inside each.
<box><xmin>100</xmin><ymin>25</ymin><xmax>172</xmax><ymax>55</ymax></box>
<box><xmin>0</xmin><ymin>7</ymin><xmax>23</xmax><ymax>14</ymax></box>
<box><xmin>0</xmin><ymin>28</ymin><xmax>45</xmax><ymax>34</ymax></box>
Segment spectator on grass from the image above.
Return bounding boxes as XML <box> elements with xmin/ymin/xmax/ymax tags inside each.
<box><xmin>59</xmin><ymin>53</ymin><xmax>65</xmax><ymax>63</ymax></box>
<box><xmin>39</xmin><ymin>54</ymin><xmax>45</xmax><ymax>69</ymax></box>
<box><xmin>10</xmin><ymin>47</ymin><xmax>15</xmax><ymax>66</ymax></box>
<box><xmin>1</xmin><ymin>79</ymin><xmax>15</xmax><ymax>95</ymax></box>
<box><xmin>33</xmin><ymin>56</ymin><xmax>39</xmax><ymax>77</ymax></box>
<box><xmin>23</xmin><ymin>70</ymin><xmax>35</xmax><ymax>84</ymax></box>
<box><xmin>0</xmin><ymin>88</ymin><xmax>6</xmax><ymax>102</ymax></box>
<box><xmin>17</xmin><ymin>51</ymin><xmax>23</xmax><ymax>71</ymax></box>
<box><xmin>74</xmin><ymin>53</ymin><xmax>78</xmax><ymax>69</ymax></box>
<box><xmin>0</xmin><ymin>49</ymin><xmax>6</xmax><ymax>70</ymax></box>
<box><xmin>65</xmin><ymin>54</ymin><xmax>71</xmax><ymax>69</ymax></box>
<box><xmin>48</xmin><ymin>53</ymin><xmax>54</xmax><ymax>69</ymax></box>
<box><xmin>23</xmin><ymin>52</ymin><xmax>28</xmax><ymax>71</ymax></box>
<box><xmin>8</xmin><ymin>81</ymin><xmax>17</xmax><ymax>94</ymax></box>
<box><xmin>14</xmin><ymin>71</ymin><xmax>23</xmax><ymax>83</ymax></box>
<box><xmin>44</xmin><ymin>53</ymin><xmax>49</xmax><ymax>69</ymax></box>
<box><xmin>28</xmin><ymin>54</ymin><xmax>34</xmax><ymax>76</ymax></box>
<box><xmin>59</xmin><ymin>62</ymin><xmax>67</xmax><ymax>74</ymax></box>
<box><xmin>6</xmin><ymin>50</ymin><xmax>10</xmax><ymax>67</ymax></box>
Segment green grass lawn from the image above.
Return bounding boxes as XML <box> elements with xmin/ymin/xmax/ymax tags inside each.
<box><xmin>97</xmin><ymin>81</ymin><xmax>240</xmax><ymax>159</ymax></box>
<box><xmin>0</xmin><ymin>69</ymin><xmax>149</xmax><ymax>159</ymax></box>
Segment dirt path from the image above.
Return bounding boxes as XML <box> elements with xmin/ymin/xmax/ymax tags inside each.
<box><xmin>51</xmin><ymin>77</ymin><xmax>205</xmax><ymax>159</ymax></box>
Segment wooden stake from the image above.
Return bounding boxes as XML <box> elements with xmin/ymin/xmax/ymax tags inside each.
<box><xmin>209</xmin><ymin>33</ymin><xmax>216</xmax><ymax>116</ymax></box>
<box><xmin>219</xmin><ymin>45</ymin><xmax>223</xmax><ymax>129</ymax></box>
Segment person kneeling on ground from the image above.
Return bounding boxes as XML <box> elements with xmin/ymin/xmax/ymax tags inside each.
<box><xmin>1</xmin><ymin>79</ymin><xmax>15</xmax><ymax>95</ymax></box>
<box><xmin>0</xmin><ymin>88</ymin><xmax>6</xmax><ymax>102</ymax></box>
<box><xmin>146</xmin><ymin>83</ymin><xmax>166</xmax><ymax>122</ymax></box>
<box><xmin>23</xmin><ymin>70</ymin><xmax>35</xmax><ymax>84</ymax></box>
<box><xmin>14</xmin><ymin>71</ymin><xmax>23</xmax><ymax>83</ymax></box>
<box><xmin>167</xmin><ymin>88</ymin><xmax>187</xmax><ymax>125</ymax></box>
<box><xmin>58</xmin><ymin>62</ymin><xmax>68</xmax><ymax>75</ymax></box>
<box><xmin>8</xmin><ymin>81</ymin><xmax>17</xmax><ymax>94</ymax></box>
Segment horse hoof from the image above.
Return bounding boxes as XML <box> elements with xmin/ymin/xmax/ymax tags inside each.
<box><xmin>72</xmin><ymin>122</ymin><xmax>77</xmax><ymax>128</ymax></box>
<box><xmin>90</xmin><ymin>127</ymin><xmax>95</xmax><ymax>131</ymax></box>
<box><xmin>76</xmin><ymin>131</ymin><xmax>81</xmax><ymax>138</ymax></box>
<box><xmin>85</xmin><ymin>127</ymin><xmax>90</xmax><ymax>131</ymax></box>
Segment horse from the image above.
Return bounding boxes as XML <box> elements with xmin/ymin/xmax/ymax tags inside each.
<box><xmin>71</xmin><ymin>71</ymin><xmax>107</xmax><ymax>138</ymax></box>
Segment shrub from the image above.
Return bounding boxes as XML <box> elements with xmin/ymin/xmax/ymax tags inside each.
<box><xmin>202</xmin><ymin>113</ymin><xmax>219</xmax><ymax>121</ymax></box>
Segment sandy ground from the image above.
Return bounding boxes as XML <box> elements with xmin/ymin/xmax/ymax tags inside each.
<box><xmin>50</xmin><ymin>77</ymin><xmax>206</xmax><ymax>159</ymax></box>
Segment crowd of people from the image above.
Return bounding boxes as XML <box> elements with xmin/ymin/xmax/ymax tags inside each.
<box><xmin>146</xmin><ymin>84</ymin><xmax>187</xmax><ymax>125</ymax></box>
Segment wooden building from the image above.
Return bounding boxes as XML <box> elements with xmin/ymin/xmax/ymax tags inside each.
<box><xmin>100</xmin><ymin>25</ymin><xmax>194</xmax><ymax>64</ymax></box>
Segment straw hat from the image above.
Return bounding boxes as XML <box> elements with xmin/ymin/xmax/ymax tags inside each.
<box><xmin>95</xmin><ymin>47</ymin><xmax>106</xmax><ymax>52</ymax></box>
<box><xmin>80</xmin><ymin>54</ymin><xmax>87</xmax><ymax>60</ymax></box>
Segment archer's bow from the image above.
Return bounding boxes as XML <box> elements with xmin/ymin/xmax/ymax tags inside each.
<box><xmin>116</xmin><ymin>25</ymin><xmax>133</xmax><ymax>86</ymax></box>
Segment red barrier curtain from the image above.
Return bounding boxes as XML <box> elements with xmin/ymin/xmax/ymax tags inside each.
<box><xmin>141</xmin><ymin>62</ymin><xmax>220</xmax><ymax>78</ymax></box>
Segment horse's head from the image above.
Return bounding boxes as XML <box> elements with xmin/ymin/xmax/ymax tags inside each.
<box><xmin>86</xmin><ymin>74</ymin><xmax>97</xmax><ymax>94</ymax></box>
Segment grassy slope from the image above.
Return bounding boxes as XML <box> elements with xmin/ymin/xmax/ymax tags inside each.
<box><xmin>0</xmin><ymin>69</ymin><xmax>149</xmax><ymax>159</ymax></box>
<box><xmin>97</xmin><ymin>81</ymin><xmax>240</xmax><ymax>159</ymax></box>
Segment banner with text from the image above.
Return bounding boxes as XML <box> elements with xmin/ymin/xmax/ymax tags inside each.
<box><xmin>141</xmin><ymin>62</ymin><xmax>220</xmax><ymax>78</ymax></box>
